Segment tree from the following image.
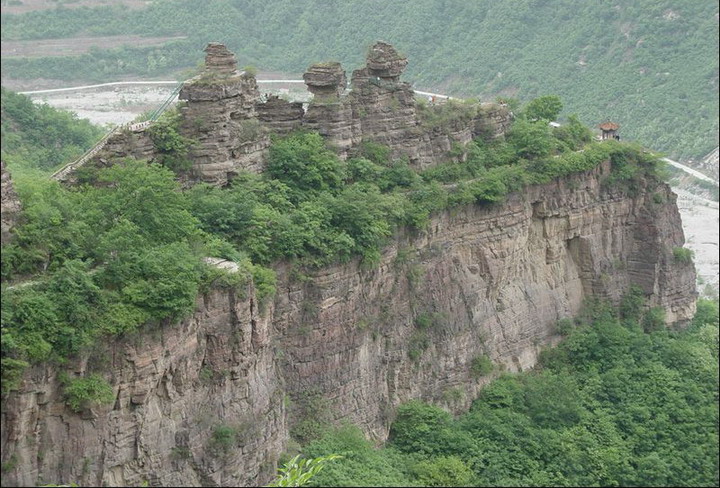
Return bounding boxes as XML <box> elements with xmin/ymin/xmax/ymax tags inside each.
<box><xmin>507</xmin><ymin>118</ymin><xmax>554</xmax><ymax>159</ymax></box>
<box><xmin>524</xmin><ymin>95</ymin><xmax>563</xmax><ymax>121</ymax></box>
<box><xmin>267</xmin><ymin>132</ymin><xmax>345</xmax><ymax>201</ymax></box>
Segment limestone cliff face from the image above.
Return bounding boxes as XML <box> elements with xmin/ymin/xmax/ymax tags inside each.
<box><xmin>0</xmin><ymin>162</ymin><xmax>696</xmax><ymax>487</ymax></box>
<box><xmin>1</xmin><ymin>160</ymin><xmax>22</xmax><ymax>244</ymax></box>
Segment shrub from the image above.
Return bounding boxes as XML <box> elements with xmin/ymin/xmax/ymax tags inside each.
<box><xmin>411</xmin><ymin>456</ymin><xmax>473</xmax><ymax>487</ymax></box>
<box><xmin>63</xmin><ymin>374</ymin><xmax>114</xmax><ymax>412</ymax></box>
<box><xmin>268</xmin><ymin>454</ymin><xmax>342</xmax><ymax>487</ymax></box>
<box><xmin>555</xmin><ymin>318</ymin><xmax>575</xmax><ymax>335</ymax></box>
<box><xmin>0</xmin><ymin>358</ymin><xmax>30</xmax><ymax>394</ymax></box>
<box><xmin>672</xmin><ymin>247</ymin><xmax>694</xmax><ymax>263</ymax></box>
<box><xmin>642</xmin><ymin>306</ymin><xmax>666</xmax><ymax>332</ymax></box>
<box><xmin>507</xmin><ymin>118</ymin><xmax>553</xmax><ymax>159</ymax></box>
<box><xmin>208</xmin><ymin>425</ymin><xmax>238</xmax><ymax>455</ymax></box>
<box><xmin>408</xmin><ymin>331</ymin><xmax>430</xmax><ymax>361</ymax></box>
<box><xmin>147</xmin><ymin>108</ymin><xmax>195</xmax><ymax>172</ymax></box>
<box><xmin>414</xmin><ymin>312</ymin><xmax>436</xmax><ymax>330</ymax></box>
<box><xmin>389</xmin><ymin>400</ymin><xmax>452</xmax><ymax>455</ymax></box>
<box><xmin>470</xmin><ymin>355</ymin><xmax>494</xmax><ymax>377</ymax></box>
<box><xmin>358</xmin><ymin>141</ymin><xmax>391</xmax><ymax>165</ymax></box>
<box><xmin>250</xmin><ymin>264</ymin><xmax>277</xmax><ymax>309</ymax></box>
<box><xmin>523</xmin><ymin>95</ymin><xmax>563</xmax><ymax>121</ymax></box>
<box><xmin>268</xmin><ymin>132</ymin><xmax>345</xmax><ymax>201</ymax></box>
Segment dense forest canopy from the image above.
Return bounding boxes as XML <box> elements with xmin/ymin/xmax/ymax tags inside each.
<box><xmin>1</xmin><ymin>0</ymin><xmax>718</xmax><ymax>160</ymax></box>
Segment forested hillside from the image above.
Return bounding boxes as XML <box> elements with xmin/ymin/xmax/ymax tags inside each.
<box><xmin>1</xmin><ymin>88</ymin><xmax>103</xmax><ymax>172</ymax></box>
<box><xmin>1</xmin><ymin>0</ymin><xmax>717</xmax><ymax>160</ymax></box>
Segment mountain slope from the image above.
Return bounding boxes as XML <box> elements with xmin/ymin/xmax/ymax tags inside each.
<box><xmin>1</xmin><ymin>0</ymin><xmax>718</xmax><ymax>160</ymax></box>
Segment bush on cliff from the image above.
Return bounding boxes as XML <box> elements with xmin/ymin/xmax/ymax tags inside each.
<box><xmin>268</xmin><ymin>131</ymin><xmax>346</xmax><ymax>202</ymax></box>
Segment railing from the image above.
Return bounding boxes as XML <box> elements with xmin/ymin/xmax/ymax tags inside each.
<box><xmin>50</xmin><ymin>83</ymin><xmax>183</xmax><ymax>182</ymax></box>
<box><xmin>50</xmin><ymin>126</ymin><xmax>120</xmax><ymax>181</ymax></box>
<box><xmin>146</xmin><ymin>83</ymin><xmax>184</xmax><ymax>122</ymax></box>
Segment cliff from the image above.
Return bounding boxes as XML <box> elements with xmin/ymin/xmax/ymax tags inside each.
<box><xmin>1</xmin><ymin>160</ymin><xmax>696</xmax><ymax>487</ymax></box>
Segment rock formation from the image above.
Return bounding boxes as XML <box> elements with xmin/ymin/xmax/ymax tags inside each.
<box><xmin>1</xmin><ymin>161</ymin><xmax>696</xmax><ymax>487</ymax></box>
<box><xmin>1</xmin><ymin>160</ymin><xmax>22</xmax><ymax>245</ymax></box>
<box><xmin>1</xmin><ymin>41</ymin><xmax>698</xmax><ymax>488</ymax></box>
<box><xmin>256</xmin><ymin>95</ymin><xmax>304</xmax><ymax>136</ymax></box>
<box><xmin>74</xmin><ymin>41</ymin><xmax>511</xmax><ymax>182</ymax></box>
<box><xmin>365</xmin><ymin>41</ymin><xmax>408</xmax><ymax>81</ymax></box>
<box><xmin>203</xmin><ymin>42</ymin><xmax>239</xmax><ymax>75</ymax></box>
<box><xmin>176</xmin><ymin>45</ymin><xmax>270</xmax><ymax>185</ymax></box>
<box><xmin>303</xmin><ymin>62</ymin><xmax>347</xmax><ymax>98</ymax></box>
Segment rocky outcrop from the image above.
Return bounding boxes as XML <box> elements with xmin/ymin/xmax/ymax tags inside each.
<box><xmin>99</xmin><ymin>128</ymin><xmax>156</xmax><ymax>163</ymax></box>
<box><xmin>256</xmin><ymin>96</ymin><xmax>304</xmax><ymax>136</ymax></box>
<box><xmin>176</xmin><ymin>47</ymin><xmax>270</xmax><ymax>184</ymax></box>
<box><xmin>61</xmin><ymin>41</ymin><xmax>511</xmax><ymax>183</ymax></box>
<box><xmin>303</xmin><ymin>100</ymin><xmax>359</xmax><ymax>158</ymax></box>
<box><xmin>1</xmin><ymin>160</ymin><xmax>22</xmax><ymax>245</ymax></box>
<box><xmin>203</xmin><ymin>42</ymin><xmax>239</xmax><ymax>75</ymax></box>
<box><xmin>1</xmin><ymin>287</ymin><xmax>285</xmax><ymax>488</ymax></box>
<box><xmin>366</xmin><ymin>41</ymin><xmax>408</xmax><ymax>81</ymax></box>
<box><xmin>0</xmin><ymin>162</ymin><xmax>696</xmax><ymax>487</ymax></box>
<box><xmin>475</xmin><ymin>102</ymin><xmax>514</xmax><ymax>140</ymax></box>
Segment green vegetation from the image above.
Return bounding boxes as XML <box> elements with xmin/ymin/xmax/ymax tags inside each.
<box><xmin>208</xmin><ymin>424</ymin><xmax>239</xmax><ymax>455</ymax></box>
<box><xmin>0</xmin><ymin>160</ymin><xmax>252</xmax><ymax>390</ymax></box>
<box><xmin>1</xmin><ymin>88</ymin><xmax>103</xmax><ymax>173</ymax></box>
<box><xmin>1</xmin><ymin>0</ymin><xmax>716</xmax><ymax>159</ymax></box>
<box><xmin>268</xmin><ymin>454</ymin><xmax>342</xmax><ymax>487</ymax></box>
<box><xmin>61</xmin><ymin>373</ymin><xmax>114</xmax><ymax>412</ymax></box>
<box><xmin>300</xmin><ymin>297</ymin><xmax>720</xmax><ymax>487</ymax></box>
<box><xmin>469</xmin><ymin>355</ymin><xmax>493</xmax><ymax>378</ymax></box>
<box><xmin>146</xmin><ymin>107</ymin><xmax>195</xmax><ymax>173</ymax></box>
<box><xmin>673</xmin><ymin>246</ymin><xmax>694</xmax><ymax>263</ymax></box>
<box><xmin>522</xmin><ymin>95</ymin><xmax>563</xmax><ymax>122</ymax></box>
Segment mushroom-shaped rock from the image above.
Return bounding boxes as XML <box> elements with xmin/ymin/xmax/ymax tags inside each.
<box><xmin>303</xmin><ymin>62</ymin><xmax>347</xmax><ymax>98</ymax></box>
<box><xmin>204</xmin><ymin>42</ymin><xmax>238</xmax><ymax>75</ymax></box>
<box><xmin>366</xmin><ymin>41</ymin><xmax>408</xmax><ymax>81</ymax></box>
